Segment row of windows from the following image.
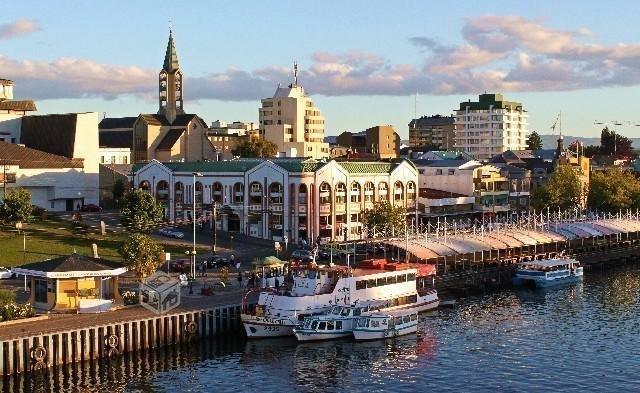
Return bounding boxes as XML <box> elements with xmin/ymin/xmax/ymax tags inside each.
<box><xmin>355</xmin><ymin>273</ymin><xmax>417</xmax><ymax>290</ymax></box>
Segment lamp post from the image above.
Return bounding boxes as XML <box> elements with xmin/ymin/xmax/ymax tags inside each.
<box><xmin>192</xmin><ymin>172</ymin><xmax>203</xmax><ymax>281</ymax></box>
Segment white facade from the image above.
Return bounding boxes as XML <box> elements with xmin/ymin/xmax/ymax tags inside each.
<box><xmin>133</xmin><ymin>159</ymin><xmax>418</xmax><ymax>244</ymax></box>
<box><xmin>99</xmin><ymin>147</ymin><xmax>130</xmax><ymax>164</ymax></box>
<box><xmin>0</xmin><ymin>114</ymin><xmax>21</xmax><ymax>143</ymax></box>
<box><xmin>259</xmin><ymin>77</ymin><xmax>329</xmax><ymax>159</ymax></box>
<box><xmin>454</xmin><ymin>93</ymin><xmax>528</xmax><ymax>160</ymax></box>
<box><xmin>414</xmin><ymin>160</ymin><xmax>481</xmax><ymax>195</ymax></box>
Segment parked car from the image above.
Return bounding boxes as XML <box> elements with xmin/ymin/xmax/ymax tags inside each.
<box><xmin>80</xmin><ymin>204</ymin><xmax>102</xmax><ymax>212</ymax></box>
<box><xmin>291</xmin><ymin>249</ymin><xmax>313</xmax><ymax>262</ymax></box>
<box><xmin>168</xmin><ymin>259</ymin><xmax>192</xmax><ymax>273</ymax></box>
<box><xmin>158</xmin><ymin>228</ymin><xmax>185</xmax><ymax>239</ymax></box>
<box><xmin>207</xmin><ymin>255</ymin><xmax>230</xmax><ymax>269</ymax></box>
<box><xmin>0</xmin><ymin>267</ymin><xmax>16</xmax><ymax>279</ymax></box>
<box><xmin>316</xmin><ymin>248</ymin><xmax>332</xmax><ymax>260</ymax></box>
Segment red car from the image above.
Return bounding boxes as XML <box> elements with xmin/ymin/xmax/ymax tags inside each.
<box><xmin>81</xmin><ymin>204</ymin><xmax>102</xmax><ymax>212</ymax></box>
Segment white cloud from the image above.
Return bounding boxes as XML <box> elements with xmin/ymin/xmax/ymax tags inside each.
<box><xmin>0</xmin><ymin>19</ymin><xmax>40</xmax><ymax>40</ymax></box>
<box><xmin>2</xmin><ymin>15</ymin><xmax>640</xmax><ymax>101</ymax></box>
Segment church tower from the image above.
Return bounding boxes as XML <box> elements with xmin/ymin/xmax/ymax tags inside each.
<box><xmin>158</xmin><ymin>30</ymin><xmax>184</xmax><ymax>124</ymax></box>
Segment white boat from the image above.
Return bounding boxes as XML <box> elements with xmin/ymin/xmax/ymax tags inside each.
<box><xmin>241</xmin><ymin>263</ymin><xmax>439</xmax><ymax>338</ymax></box>
<box><xmin>293</xmin><ymin>304</ymin><xmax>368</xmax><ymax>342</ymax></box>
<box><xmin>353</xmin><ymin>309</ymin><xmax>419</xmax><ymax>341</ymax></box>
<box><xmin>512</xmin><ymin>257</ymin><xmax>583</xmax><ymax>288</ymax></box>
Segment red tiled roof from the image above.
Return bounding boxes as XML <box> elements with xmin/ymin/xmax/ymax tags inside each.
<box><xmin>0</xmin><ymin>100</ymin><xmax>37</xmax><ymax>111</ymax></box>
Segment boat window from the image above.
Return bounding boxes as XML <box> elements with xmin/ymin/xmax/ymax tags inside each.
<box><xmin>408</xmin><ymin>295</ymin><xmax>417</xmax><ymax>304</ymax></box>
<box><xmin>298</xmin><ymin>314</ymin><xmax>307</xmax><ymax>321</ymax></box>
<box><xmin>410</xmin><ymin>313</ymin><xmax>417</xmax><ymax>321</ymax></box>
<box><xmin>397</xmin><ymin>274</ymin><xmax>406</xmax><ymax>283</ymax></box>
<box><xmin>311</xmin><ymin>320</ymin><xmax>318</xmax><ymax>330</ymax></box>
<box><xmin>407</xmin><ymin>273</ymin><xmax>416</xmax><ymax>281</ymax></box>
<box><xmin>308</xmin><ymin>271</ymin><xmax>317</xmax><ymax>279</ymax></box>
<box><xmin>341</xmin><ymin>308</ymin><xmax>350</xmax><ymax>316</ymax></box>
<box><xmin>336</xmin><ymin>321</ymin><xmax>342</xmax><ymax>330</ymax></box>
<box><xmin>387</xmin><ymin>275</ymin><xmax>397</xmax><ymax>284</ymax></box>
<box><xmin>327</xmin><ymin>321</ymin><xmax>334</xmax><ymax>330</ymax></box>
<box><xmin>371</xmin><ymin>320</ymin><xmax>379</xmax><ymax>328</ymax></box>
<box><xmin>356</xmin><ymin>280</ymin><xmax>367</xmax><ymax>290</ymax></box>
<box><xmin>403</xmin><ymin>315</ymin><xmax>411</xmax><ymax>324</ymax></box>
<box><xmin>353</xmin><ymin>308</ymin><xmax>361</xmax><ymax>316</ymax></box>
<box><xmin>332</xmin><ymin>307</ymin><xmax>341</xmax><ymax>315</ymax></box>
<box><xmin>377</xmin><ymin>277</ymin><xmax>387</xmax><ymax>286</ymax></box>
<box><xmin>304</xmin><ymin>320</ymin><xmax>311</xmax><ymax>329</ymax></box>
<box><xmin>357</xmin><ymin>318</ymin><xmax>367</xmax><ymax>328</ymax></box>
<box><xmin>318</xmin><ymin>322</ymin><xmax>327</xmax><ymax>330</ymax></box>
<box><xmin>367</xmin><ymin>279</ymin><xmax>377</xmax><ymax>288</ymax></box>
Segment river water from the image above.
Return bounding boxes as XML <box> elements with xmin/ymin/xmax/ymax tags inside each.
<box><xmin>7</xmin><ymin>264</ymin><xmax>640</xmax><ymax>392</ymax></box>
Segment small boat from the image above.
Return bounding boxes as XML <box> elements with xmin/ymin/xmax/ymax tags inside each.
<box><xmin>293</xmin><ymin>304</ymin><xmax>369</xmax><ymax>342</ymax></box>
<box><xmin>439</xmin><ymin>299</ymin><xmax>456</xmax><ymax>308</ymax></box>
<box><xmin>512</xmin><ymin>257</ymin><xmax>583</xmax><ymax>288</ymax></box>
<box><xmin>353</xmin><ymin>309</ymin><xmax>419</xmax><ymax>341</ymax></box>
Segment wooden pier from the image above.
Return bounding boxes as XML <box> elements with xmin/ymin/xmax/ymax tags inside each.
<box><xmin>0</xmin><ymin>303</ymin><xmax>242</xmax><ymax>377</ymax></box>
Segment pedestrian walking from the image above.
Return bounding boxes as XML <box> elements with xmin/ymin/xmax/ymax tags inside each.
<box><xmin>237</xmin><ymin>271</ymin><xmax>243</xmax><ymax>287</ymax></box>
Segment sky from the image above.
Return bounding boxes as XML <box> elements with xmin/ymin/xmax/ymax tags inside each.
<box><xmin>2</xmin><ymin>0</ymin><xmax>640</xmax><ymax>139</ymax></box>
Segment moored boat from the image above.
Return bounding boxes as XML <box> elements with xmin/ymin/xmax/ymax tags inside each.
<box><xmin>353</xmin><ymin>309</ymin><xmax>419</xmax><ymax>341</ymax></box>
<box><xmin>512</xmin><ymin>257</ymin><xmax>583</xmax><ymax>288</ymax></box>
<box><xmin>241</xmin><ymin>262</ymin><xmax>438</xmax><ymax>338</ymax></box>
<box><xmin>293</xmin><ymin>304</ymin><xmax>370</xmax><ymax>342</ymax></box>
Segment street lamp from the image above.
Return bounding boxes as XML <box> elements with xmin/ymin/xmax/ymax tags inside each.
<box><xmin>192</xmin><ymin>172</ymin><xmax>203</xmax><ymax>281</ymax></box>
<box><xmin>185</xmin><ymin>249</ymin><xmax>197</xmax><ymax>294</ymax></box>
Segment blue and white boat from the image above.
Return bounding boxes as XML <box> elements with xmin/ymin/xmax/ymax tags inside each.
<box><xmin>512</xmin><ymin>257</ymin><xmax>583</xmax><ymax>288</ymax></box>
<box><xmin>353</xmin><ymin>309</ymin><xmax>419</xmax><ymax>341</ymax></box>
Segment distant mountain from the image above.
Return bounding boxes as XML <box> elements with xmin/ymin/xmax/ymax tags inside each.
<box><xmin>539</xmin><ymin>134</ymin><xmax>640</xmax><ymax>149</ymax></box>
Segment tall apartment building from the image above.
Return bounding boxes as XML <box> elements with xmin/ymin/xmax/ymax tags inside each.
<box><xmin>259</xmin><ymin>65</ymin><xmax>329</xmax><ymax>159</ymax></box>
<box><xmin>454</xmin><ymin>93</ymin><xmax>528</xmax><ymax>160</ymax></box>
<box><xmin>336</xmin><ymin>125</ymin><xmax>400</xmax><ymax>159</ymax></box>
<box><xmin>408</xmin><ymin>115</ymin><xmax>455</xmax><ymax>150</ymax></box>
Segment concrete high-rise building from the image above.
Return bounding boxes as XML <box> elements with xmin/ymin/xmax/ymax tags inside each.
<box><xmin>336</xmin><ymin>125</ymin><xmax>400</xmax><ymax>159</ymax></box>
<box><xmin>454</xmin><ymin>93</ymin><xmax>528</xmax><ymax>160</ymax></box>
<box><xmin>259</xmin><ymin>64</ymin><xmax>329</xmax><ymax>159</ymax></box>
<box><xmin>408</xmin><ymin>114</ymin><xmax>455</xmax><ymax>150</ymax></box>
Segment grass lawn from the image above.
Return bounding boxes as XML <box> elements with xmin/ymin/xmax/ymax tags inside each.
<box><xmin>0</xmin><ymin>216</ymin><xmax>207</xmax><ymax>267</ymax></box>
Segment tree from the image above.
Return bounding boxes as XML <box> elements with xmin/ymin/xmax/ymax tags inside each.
<box><xmin>232</xmin><ymin>138</ymin><xmax>278</xmax><ymax>158</ymax></box>
<box><xmin>362</xmin><ymin>201</ymin><xmax>407</xmax><ymax>237</ymax></box>
<box><xmin>531</xmin><ymin>165</ymin><xmax>582</xmax><ymax>211</ymax></box>
<box><xmin>526</xmin><ymin>131</ymin><xmax>543</xmax><ymax>151</ymax></box>
<box><xmin>582</xmin><ymin>145</ymin><xmax>601</xmax><ymax>158</ymax></box>
<box><xmin>112</xmin><ymin>179</ymin><xmax>126</xmax><ymax>201</ymax></box>
<box><xmin>119</xmin><ymin>233</ymin><xmax>164</xmax><ymax>281</ymax></box>
<box><xmin>601</xmin><ymin>127</ymin><xmax>633</xmax><ymax>156</ymax></box>
<box><xmin>119</xmin><ymin>189</ymin><xmax>164</xmax><ymax>233</ymax></box>
<box><xmin>0</xmin><ymin>188</ymin><xmax>33</xmax><ymax>223</ymax></box>
<box><xmin>588</xmin><ymin>168</ymin><xmax>640</xmax><ymax>212</ymax></box>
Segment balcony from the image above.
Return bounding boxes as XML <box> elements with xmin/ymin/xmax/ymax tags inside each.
<box><xmin>319</xmin><ymin>204</ymin><xmax>331</xmax><ymax>214</ymax></box>
<box><xmin>248</xmin><ymin>204</ymin><xmax>263</xmax><ymax>212</ymax></box>
<box><xmin>271</xmin><ymin>204</ymin><xmax>283</xmax><ymax>212</ymax></box>
<box><xmin>298</xmin><ymin>205</ymin><xmax>307</xmax><ymax>213</ymax></box>
<box><xmin>350</xmin><ymin>203</ymin><xmax>361</xmax><ymax>212</ymax></box>
<box><xmin>335</xmin><ymin>204</ymin><xmax>346</xmax><ymax>214</ymax></box>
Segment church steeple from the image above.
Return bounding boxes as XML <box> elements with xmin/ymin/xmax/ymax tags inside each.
<box><xmin>163</xmin><ymin>30</ymin><xmax>180</xmax><ymax>72</ymax></box>
<box><xmin>158</xmin><ymin>29</ymin><xmax>184</xmax><ymax>124</ymax></box>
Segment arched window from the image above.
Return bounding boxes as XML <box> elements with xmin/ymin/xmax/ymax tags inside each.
<box><xmin>139</xmin><ymin>180</ymin><xmax>150</xmax><ymax>193</ymax></box>
<box><xmin>394</xmin><ymin>181</ymin><xmax>404</xmax><ymax>202</ymax></box>
<box><xmin>319</xmin><ymin>182</ymin><xmax>331</xmax><ymax>204</ymax></box>
<box><xmin>174</xmin><ymin>182</ymin><xmax>184</xmax><ymax>204</ymax></box>
<box><xmin>233</xmin><ymin>182</ymin><xmax>244</xmax><ymax>204</ymax></box>
<box><xmin>350</xmin><ymin>182</ymin><xmax>361</xmax><ymax>203</ymax></box>
<box><xmin>335</xmin><ymin>182</ymin><xmax>347</xmax><ymax>204</ymax></box>
<box><xmin>378</xmin><ymin>182</ymin><xmax>388</xmax><ymax>202</ymax></box>
<box><xmin>212</xmin><ymin>182</ymin><xmax>223</xmax><ymax>203</ymax></box>
<box><xmin>364</xmin><ymin>182</ymin><xmax>375</xmax><ymax>203</ymax></box>
<box><xmin>406</xmin><ymin>181</ymin><xmax>416</xmax><ymax>201</ymax></box>
<box><xmin>249</xmin><ymin>182</ymin><xmax>262</xmax><ymax>204</ymax></box>
<box><xmin>299</xmin><ymin>183</ymin><xmax>308</xmax><ymax>204</ymax></box>
<box><xmin>195</xmin><ymin>181</ymin><xmax>203</xmax><ymax>204</ymax></box>
<box><xmin>156</xmin><ymin>181</ymin><xmax>169</xmax><ymax>201</ymax></box>
<box><xmin>270</xmin><ymin>182</ymin><xmax>283</xmax><ymax>204</ymax></box>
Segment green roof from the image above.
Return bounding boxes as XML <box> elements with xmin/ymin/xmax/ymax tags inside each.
<box><xmin>337</xmin><ymin>162</ymin><xmax>398</xmax><ymax>174</ymax></box>
<box><xmin>273</xmin><ymin>159</ymin><xmax>325</xmax><ymax>173</ymax></box>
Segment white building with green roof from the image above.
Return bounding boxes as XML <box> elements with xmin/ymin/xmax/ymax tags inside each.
<box><xmin>133</xmin><ymin>158</ymin><xmax>418</xmax><ymax>244</ymax></box>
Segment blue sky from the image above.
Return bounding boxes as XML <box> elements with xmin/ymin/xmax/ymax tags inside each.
<box><xmin>3</xmin><ymin>0</ymin><xmax>640</xmax><ymax>138</ymax></box>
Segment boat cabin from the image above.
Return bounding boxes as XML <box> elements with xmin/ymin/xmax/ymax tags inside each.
<box><xmin>290</xmin><ymin>266</ymin><xmax>349</xmax><ymax>296</ymax></box>
<box><xmin>251</xmin><ymin>256</ymin><xmax>288</xmax><ymax>288</ymax></box>
<box><xmin>355</xmin><ymin>310</ymin><xmax>418</xmax><ymax>332</ymax></box>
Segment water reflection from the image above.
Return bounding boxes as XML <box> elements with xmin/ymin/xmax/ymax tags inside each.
<box><xmin>5</xmin><ymin>264</ymin><xmax>640</xmax><ymax>392</ymax></box>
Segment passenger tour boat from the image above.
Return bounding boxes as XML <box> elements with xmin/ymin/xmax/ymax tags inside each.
<box><xmin>512</xmin><ymin>257</ymin><xmax>583</xmax><ymax>288</ymax></box>
<box><xmin>241</xmin><ymin>260</ymin><xmax>438</xmax><ymax>338</ymax></box>
<box><xmin>353</xmin><ymin>309</ymin><xmax>419</xmax><ymax>341</ymax></box>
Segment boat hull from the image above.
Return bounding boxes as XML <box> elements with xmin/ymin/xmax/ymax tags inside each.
<box><xmin>353</xmin><ymin>322</ymin><xmax>418</xmax><ymax>341</ymax></box>
<box><xmin>294</xmin><ymin>330</ymin><xmax>352</xmax><ymax>342</ymax></box>
<box><xmin>241</xmin><ymin>314</ymin><xmax>295</xmax><ymax>338</ymax></box>
<box><xmin>512</xmin><ymin>274</ymin><xmax>583</xmax><ymax>288</ymax></box>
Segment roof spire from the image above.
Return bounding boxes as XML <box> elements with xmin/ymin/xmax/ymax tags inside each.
<box><xmin>163</xmin><ymin>28</ymin><xmax>180</xmax><ymax>72</ymax></box>
<box><xmin>293</xmin><ymin>61</ymin><xmax>298</xmax><ymax>86</ymax></box>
